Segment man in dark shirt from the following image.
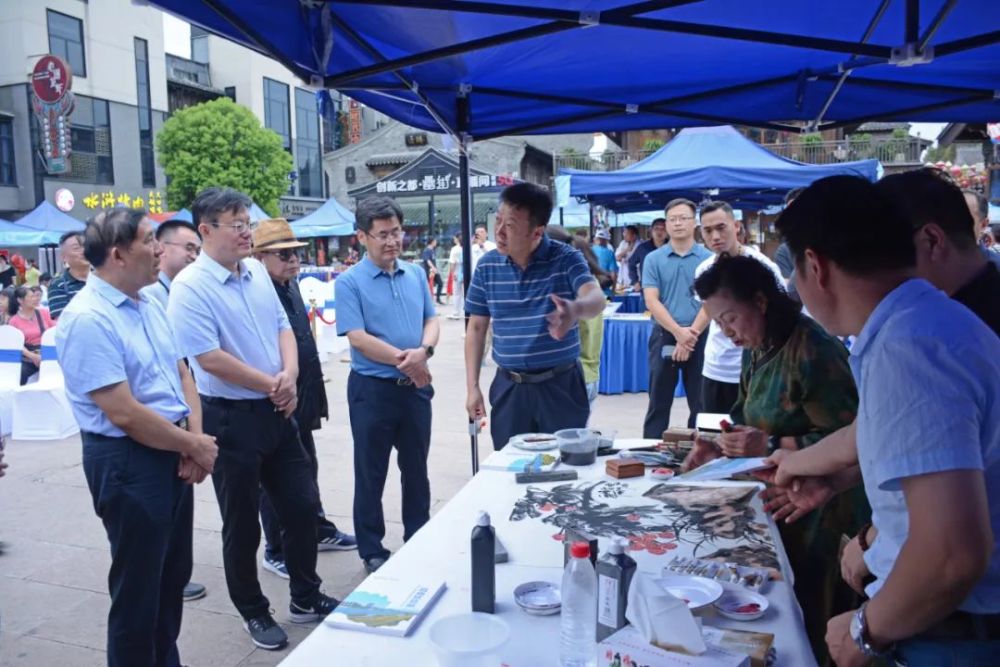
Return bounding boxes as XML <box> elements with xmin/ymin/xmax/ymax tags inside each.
<box><xmin>48</xmin><ymin>231</ymin><xmax>89</xmax><ymax>319</ymax></box>
<box><xmin>252</xmin><ymin>218</ymin><xmax>357</xmax><ymax>579</ymax></box>
<box><xmin>877</xmin><ymin>168</ymin><xmax>1000</xmax><ymax>335</ymax></box>
<box><xmin>627</xmin><ymin>217</ymin><xmax>668</xmax><ymax>291</ymax></box>
<box><xmin>421</xmin><ymin>237</ymin><xmax>444</xmax><ymax>304</ymax></box>
<box><xmin>0</xmin><ymin>255</ymin><xmax>15</xmax><ymax>289</ymax></box>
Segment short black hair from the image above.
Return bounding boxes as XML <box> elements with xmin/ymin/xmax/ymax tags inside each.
<box><xmin>355</xmin><ymin>196</ymin><xmax>404</xmax><ymax>233</ymax></box>
<box><xmin>625</xmin><ymin>224</ymin><xmax>639</xmax><ymax>235</ymax></box>
<box><xmin>664</xmin><ymin>198</ymin><xmax>696</xmax><ymax>216</ymax></box>
<box><xmin>499</xmin><ymin>183</ymin><xmax>553</xmax><ymax>229</ymax></box>
<box><xmin>191</xmin><ymin>187</ymin><xmax>251</xmax><ymax>228</ymax></box>
<box><xmin>700</xmin><ymin>200</ymin><xmax>734</xmax><ymax>218</ymax></box>
<box><xmin>650</xmin><ymin>217</ymin><xmax>666</xmax><ymax>228</ymax></box>
<box><xmin>155</xmin><ymin>219</ymin><xmax>201</xmax><ymax>242</ymax></box>
<box><xmin>84</xmin><ymin>208</ymin><xmax>148</xmax><ymax>268</ymax></box>
<box><xmin>776</xmin><ymin>175</ymin><xmax>915</xmax><ymax>276</ymax></box>
<box><xmin>877</xmin><ymin>168</ymin><xmax>977</xmax><ymax>251</ymax></box>
<box><xmin>694</xmin><ymin>254</ymin><xmax>801</xmax><ymax>348</ymax></box>
<box><xmin>963</xmin><ymin>189</ymin><xmax>988</xmax><ymax>221</ymax></box>
<box><xmin>39</xmin><ymin>272</ymin><xmax>52</xmax><ymax>283</ymax></box>
<box><xmin>59</xmin><ymin>230</ymin><xmax>84</xmax><ymax>247</ymax></box>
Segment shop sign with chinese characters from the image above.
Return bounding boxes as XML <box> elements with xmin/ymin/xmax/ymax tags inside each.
<box><xmin>81</xmin><ymin>190</ymin><xmax>165</xmax><ymax>214</ymax></box>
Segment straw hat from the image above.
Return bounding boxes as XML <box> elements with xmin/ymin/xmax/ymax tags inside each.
<box><xmin>253</xmin><ymin>218</ymin><xmax>307</xmax><ymax>250</ymax></box>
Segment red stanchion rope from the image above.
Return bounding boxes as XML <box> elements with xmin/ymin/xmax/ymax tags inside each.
<box><xmin>310</xmin><ymin>306</ymin><xmax>336</xmax><ymax>326</ymax></box>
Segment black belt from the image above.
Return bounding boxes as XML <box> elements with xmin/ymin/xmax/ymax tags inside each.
<box><xmin>364</xmin><ymin>374</ymin><xmax>416</xmax><ymax>387</ymax></box>
<box><xmin>915</xmin><ymin>610</ymin><xmax>1000</xmax><ymax>641</ymax></box>
<box><xmin>176</xmin><ymin>417</ymin><xmax>189</xmax><ymax>430</ymax></box>
<box><xmin>500</xmin><ymin>361</ymin><xmax>577</xmax><ymax>385</ymax></box>
<box><xmin>200</xmin><ymin>395</ymin><xmax>275</xmax><ymax>414</ymax></box>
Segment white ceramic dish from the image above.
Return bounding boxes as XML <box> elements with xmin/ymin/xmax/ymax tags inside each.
<box><xmin>655</xmin><ymin>574</ymin><xmax>724</xmax><ymax>610</ymax></box>
<box><xmin>513</xmin><ymin>581</ymin><xmax>561</xmax><ymax>616</ymax></box>
<box><xmin>509</xmin><ymin>433</ymin><xmax>558</xmax><ymax>452</ymax></box>
<box><xmin>713</xmin><ymin>582</ymin><xmax>769</xmax><ymax>621</ymax></box>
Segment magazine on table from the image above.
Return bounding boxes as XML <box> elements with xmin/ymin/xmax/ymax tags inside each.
<box><xmin>677</xmin><ymin>457</ymin><xmax>773</xmax><ymax>482</ymax></box>
<box><xmin>325</xmin><ymin>577</ymin><xmax>447</xmax><ymax>637</ymax></box>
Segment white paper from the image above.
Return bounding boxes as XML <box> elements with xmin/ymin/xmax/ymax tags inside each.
<box><xmin>626</xmin><ymin>573</ymin><xmax>707</xmax><ymax>654</ymax></box>
<box><xmin>678</xmin><ymin>457</ymin><xmax>774</xmax><ymax>482</ymax></box>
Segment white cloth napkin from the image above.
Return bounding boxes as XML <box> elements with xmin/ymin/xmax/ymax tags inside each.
<box><xmin>625</xmin><ymin>573</ymin><xmax>708</xmax><ymax>655</ymax></box>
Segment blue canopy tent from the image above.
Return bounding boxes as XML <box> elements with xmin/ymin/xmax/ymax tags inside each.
<box><xmin>248</xmin><ymin>202</ymin><xmax>269</xmax><ymax>222</ymax></box>
<box><xmin>0</xmin><ymin>220</ymin><xmax>63</xmax><ymax>247</ymax></box>
<box><xmin>145</xmin><ymin>0</ymin><xmax>1000</xmax><ymax>473</ymax></box>
<box><xmin>291</xmin><ymin>197</ymin><xmax>356</xmax><ymax>238</ymax></box>
<box><xmin>563</xmin><ymin>125</ymin><xmax>882</xmax><ymax>212</ymax></box>
<box><xmin>13</xmin><ymin>201</ymin><xmax>85</xmax><ymax>234</ymax></box>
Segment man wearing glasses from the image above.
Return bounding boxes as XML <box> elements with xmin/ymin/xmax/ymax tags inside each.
<box><xmin>251</xmin><ymin>218</ymin><xmax>357</xmax><ymax>579</ymax></box>
<box><xmin>641</xmin><ymin>198</ymin><xmax>712</xmax><ymax>437</ymax></box>
<box><xmin>335</xmin><ymin>196</ymin><xmax>439</xmax><ymax>575</ymax></box>
<box><xmin>168</xmin><ymin>188</ymin><xmax>337</xmax><ymax>651</ymax></box>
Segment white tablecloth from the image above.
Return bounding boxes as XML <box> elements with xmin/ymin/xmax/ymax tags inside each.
<box><xmin>281</xmin><ymin>449</ymin><xmax>817</xmax><ymax>667</ymax></box>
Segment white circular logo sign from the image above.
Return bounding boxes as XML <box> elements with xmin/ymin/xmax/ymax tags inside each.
<box><xmin>54</xmin><ymin>188</ymin><xmax>75</xmax><ymax>212</ymax></box>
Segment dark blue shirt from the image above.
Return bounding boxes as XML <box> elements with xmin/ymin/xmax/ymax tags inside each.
<box><xmin>465</xmin><ymin>235</ymin><xmax>596</xmax><ymax>371</ymax></box>
<box><xmin>641</xmin><ymin>242</ymin><xmax>712</xmax><ymax>327</ymax></box>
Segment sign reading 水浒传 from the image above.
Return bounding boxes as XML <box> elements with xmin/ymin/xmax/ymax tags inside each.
<box><xmin>348</xmin><ymin>147</ymin><xmax>517</xmax><ymax>199</ymax></box>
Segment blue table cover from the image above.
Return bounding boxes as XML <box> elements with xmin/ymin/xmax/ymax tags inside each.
<box><xmin>611</xmin><ymin>293</ymin><xmax>644</xmax><ymax>314</ymax></box>
<box><xmin>599</xmin><ymin>316</ymin><xmax>684</xmax><ymax>397</ymax></box>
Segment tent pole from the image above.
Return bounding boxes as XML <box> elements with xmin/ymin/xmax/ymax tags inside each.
<box><xmin>457</xmin><ymin>91</ymin><xmax>479</xmax><ymax>477</ymax></box>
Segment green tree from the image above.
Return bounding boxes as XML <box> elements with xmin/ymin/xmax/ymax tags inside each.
<box><xmin>642</xmin><ymin>138</ymin><xmax>666</xmax><ymax>152</ymax></box>
<box><xmin>156</xmin><ymin>97</ymin><xmax>293</xmax><ymax>214</ymax></box>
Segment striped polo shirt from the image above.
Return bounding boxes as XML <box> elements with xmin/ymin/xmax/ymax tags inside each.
<box><xmin>466</xmin><ymin>235</ymin><xmax>596</xmax><ymax>371</ymax></box>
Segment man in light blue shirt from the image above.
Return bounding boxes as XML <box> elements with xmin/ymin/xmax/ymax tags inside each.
<box><xmin>140</xmin><ymin>219</ymin><xmax>201</xmax><ymax>310</ymax></box>
<box><xmin>167</xmin><ymin>187</ymin><xmax>337</xmax><ymax>650</ymax></box>
<box><xmin>641</xmin><ymin>198</ymin><xmax>712</xmax><ymax>436</ymax></box>
<box><xmin>777</xmin><ymin>176</ymin><xmax>1000</xmax><ymax>666</ymax></box>
<box><xmin>57</xmin><ymin>208</ymin><xmax>217</xmax><ymax>667</ymax></box>
<box><xmin>336</xmin><ymin>195</ymin><xmax>439</xmax><ymax>574</ymax></box>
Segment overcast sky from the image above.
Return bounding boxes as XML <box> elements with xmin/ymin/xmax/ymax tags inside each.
<box><xmin>161</xmin><ymin>17</ymin><xmax>946</xmax><ymax>144</ymax></box>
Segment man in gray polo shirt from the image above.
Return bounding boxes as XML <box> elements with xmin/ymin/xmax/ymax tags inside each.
<box><xmin>642</xmin><ymin>198</ymin><xmax>712</xmax><ymax>437</ymax></box>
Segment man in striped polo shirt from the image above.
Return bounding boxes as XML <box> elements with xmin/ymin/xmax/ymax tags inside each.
<box><xmin>465</xmin><ymin>183</ymin><xmax>606</xmax><ymax>451</ymax></box>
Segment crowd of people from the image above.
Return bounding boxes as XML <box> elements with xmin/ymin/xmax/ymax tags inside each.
<box><xmin>0</xmin><ymin>167</ymin><xmax>993</xmax><ymax>666</ymax></box>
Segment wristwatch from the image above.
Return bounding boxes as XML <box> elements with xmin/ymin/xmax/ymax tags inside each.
<box><xmin>423</xmin><ymin>344</ymin><xmax>435</xmax><ymax>358</ymax></box>
<box><xmin>850</xmin><ymin>602</ymin><xmax>892</xmax><ymax>658</ymax></box>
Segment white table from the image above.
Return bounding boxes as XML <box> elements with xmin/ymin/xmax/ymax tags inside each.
<box><xmin>281</xmin><ymin>448</ymin><xmax>817</xmax><ymax>666</ymax></box>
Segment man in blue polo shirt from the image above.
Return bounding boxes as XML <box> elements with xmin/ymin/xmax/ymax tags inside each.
<box><xmin>336</xmin><ymin>196</ymin><xmax>439</xmax><ymax>575</ymax></box>
<box><xmin>465</xmin><ymin>183</ymin><xmax>606</xmax><ymax>451</ymax></box>
<box><xmin>57</xmin><ymin>208</ymin><xmax>218</xmax><ymax>667</ymax></box>
<box><xmin>642</xmin><ymin>198</ymin><xmax>712</xmax><ymax>437</ymax></box>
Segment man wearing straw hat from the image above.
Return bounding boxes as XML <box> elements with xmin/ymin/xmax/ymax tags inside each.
<box><xmin>252</xmin><ymin>218</ymin><xmax>356</xmax><ymax>580</ymax></box>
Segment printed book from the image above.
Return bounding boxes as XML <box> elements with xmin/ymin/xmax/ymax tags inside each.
<box><xmin>324</xmin><ymin>577</ymin><xmax>446</xmax><ymax>637</ymax></box>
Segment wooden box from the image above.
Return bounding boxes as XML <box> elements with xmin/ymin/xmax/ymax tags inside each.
<box><xmin>606</xmin><ymin>458</ymin><xmax>645</xmax><ymax>479</ymax></box>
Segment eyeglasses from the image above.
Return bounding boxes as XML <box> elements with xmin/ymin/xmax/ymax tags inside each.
<box><xmin>263</xmin><ymin>248</ymin><xmax>302</xmax><ymax>262</ymax></box>
<box><xmin>213</xmin><ymin>219</ymin><xmax>258</xmax><ymax>234</ymax></box>
<box><xmin>365</xmin><ymin>229</ymin><xmax>403</xmax><ymax>242</ymax></box>
<box><xmin>161</xmin><ymin>241</ymin><xmax>202</xmax><ymax>254</ymax></box>
<box><xmin>666</xmin><ymin>215</ymin><xmax>695</xmax><ymax>223</ymax></box>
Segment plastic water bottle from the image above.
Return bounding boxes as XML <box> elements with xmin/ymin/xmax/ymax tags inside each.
<box><xmin>560</xmin><ymin>541</ymin><xmax>597</xmax><ymax>667</ymax></box>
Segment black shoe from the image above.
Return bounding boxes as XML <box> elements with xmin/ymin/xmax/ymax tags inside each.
<box><xmin>243</xmin><ymin>613</ymin><xmax>288</xmax><ymax>650</ymax></box>
<box><xmin>289</xmin><ymin>592</ymin><xmax>340</xmax><ymax>624</ymax></box>
<box><xmin>363</xmin><ymin>556</ymin><xmax>388</xmax><ymax>574</ymax></box>
<box><xmin>182</xmin><ymin>581</ymin><xmax>206</xmax><ymax>602</ymax></box>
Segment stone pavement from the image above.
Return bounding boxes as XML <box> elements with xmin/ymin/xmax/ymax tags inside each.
<box><xmin>0</xmin><ymin>309</ymin><xmax>689</xmax><ymax>666</ymax></box>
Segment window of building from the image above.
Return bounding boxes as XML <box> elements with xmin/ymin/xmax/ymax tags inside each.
<box><xmin>134</xmin><ymin>38</ymin><xmax>155</xmax><ymax>187</ymax></box>
<box><xmin>47</xmin><ymin>10</ymin><xmax>86</xmax><ymax>78</ymax></box>
<box><xmin>263</xmin><ymin>78</ymin><xmax>290</xmax><ymax>151</ymax></box>
<box><xmin>294</xmin><ymin>88</ymin><xmax>322</xmax><ymax>198</ymax></box>
<box><xmin>0</xmin><ymin>118</ymin><xmax>15</xmax><ymax>186</ymax></box>
<box><xmin>225</xmin><ymin>86</ymin><xmax>236</xmax><ymax>102</ymax></box>
<box><xmin>65</xmin><ymin>95</ymin><xmax>113</xmax><ymax>184</ymax></box>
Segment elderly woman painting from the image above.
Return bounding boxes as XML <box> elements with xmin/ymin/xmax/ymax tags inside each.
<box><xmin>686</xmin><ymin>253</ymin><xmax>866</xmax><ymax>662</ymax></box>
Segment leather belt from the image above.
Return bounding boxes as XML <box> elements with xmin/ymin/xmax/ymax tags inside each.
<box><xmin>915</xmin><ymin>609</ymin><xmax>1000</xmax><ymax>641</ymax></box>
<box><xmin>500</xmin><ymin>361</ymin><xmax>577</xmax><ymax>385</ymax></box>
<box><xmin>200</xmin><ymin>395</ymin><xmax>275</xmax><ymax>414</ymax></box>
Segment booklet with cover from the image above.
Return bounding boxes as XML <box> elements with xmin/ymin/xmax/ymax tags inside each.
<box><xmin>677</xmin><ymin>457</ymin><xmax>774</xmax><ymax>482</ymax></box>
<box><xmin>481</xmin><ymin>449</ymin><xmax>560</xmax><ymax>473</ymax></box>
<box><xmin>325</xmin><ymin>576</ymin><xmax>447</xmax><ymax>637</ymax></box>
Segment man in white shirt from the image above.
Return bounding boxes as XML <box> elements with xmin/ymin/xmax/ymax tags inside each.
<box><xmin>447</xmin><ymin>234</ymin><xmax>464</xmax><ymax>320</ymax></box>
<box><xmin>470</xmin><ymin>224</ymin><xmax>496</xmax><ymax>274</ymax></box>
<box><xmin>694</xmin><ymin>201</ymin><xmax>784</xmax><ymax>414</ymax></box>
<box><xmin>615</xmin><ymin>224</ymin><xmax>639</xmax><ymax>288</ymax></box>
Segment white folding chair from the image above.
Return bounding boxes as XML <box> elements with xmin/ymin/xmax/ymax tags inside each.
<box><xmin>12</xmin><ymin>327</ymin><xmax>79</xmax><ymax>441</ymax></box>
<box><xmin>0</xmin><ymin>325</ymin><xmax>25</xmax><ymax>437</ymax></box>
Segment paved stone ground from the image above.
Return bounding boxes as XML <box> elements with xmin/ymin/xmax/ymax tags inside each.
<box><xmin>0</xmin><ymin>309</ymin><xmax>689</xmax><ymax>666</ymax></box>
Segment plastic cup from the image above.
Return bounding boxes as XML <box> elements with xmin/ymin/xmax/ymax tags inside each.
<box><xmin>556</xmin><ymin>428</ymin><xmax>599</xmax><ymax>466</ymax></box>
<box><xmin>428</xmin><ymin>612</ymin><xmax>510</xmax><ymax>667</ymax></box>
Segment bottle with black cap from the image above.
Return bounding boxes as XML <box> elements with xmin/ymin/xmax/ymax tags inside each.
<box><xmin>471</xmin><ymin>510</ymin><xmax>495</xmax><ymax>613</ymax></box>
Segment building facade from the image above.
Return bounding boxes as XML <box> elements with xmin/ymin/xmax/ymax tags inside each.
<box><xmin>0</xmin><ymin>0</ymin><xmax>169</xmax><ymax>221</ymax></box>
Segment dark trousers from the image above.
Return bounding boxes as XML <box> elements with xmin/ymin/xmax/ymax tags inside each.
<box><xmin>201</xmin><ymin>396</ymin><xmax>321</xmax><ymax>620</ymax></box>
<box><xmin>259</xmin><ymin>427</ymin><xmax>337</xmax><ymax>559</ymax></box>
<box><xmin>489</xmin><ymin>363</ymin><xmax>590</xmax><ymax>452</ymax></box>
<box><xmin>643</xmin><ymin>326</ymin><xmax>707</xmax><ymax>438</ymax></box>
<box><xmin>347</xmin><ymin>372</ymin><xmax>433</xmax><ymax>561</ymax></box>
<box><xmin>700</xmin><ymin>377</ymin><xmax>740</xmax><ymax>415</ymax></box>
<box><xmin>82</xmin><ymin>432</ymin><xmax>192</xmax><ymax>667</ymax></box>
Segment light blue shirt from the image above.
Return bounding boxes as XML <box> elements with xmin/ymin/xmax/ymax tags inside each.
<box><xmin>642</xmin><ymin>242</ymin><xmax>712</xmax><ymax>327</ymax></box>
<box><xmin>55</xmin><ymin>273</ymin><xmax>189</xmax><ymax>437</ymax></box>
<box><xmin>140</xmin><ymin>271</ymin><xmax>172</xmax><ymax>309</ymax></box>
<box><xmin>852</xmin><ymin>279</ymin><xmax>1000</xmax><ymax>613</ymax></box>
<box><xmin>168</xmin><ymin>253</ymin><xmax>290</xmax><ymax>399</ymax></box>
<box><xmin>336</xmin><ymin>256</ymin><xmax>435</xmax><ymax>379</ymax></box>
